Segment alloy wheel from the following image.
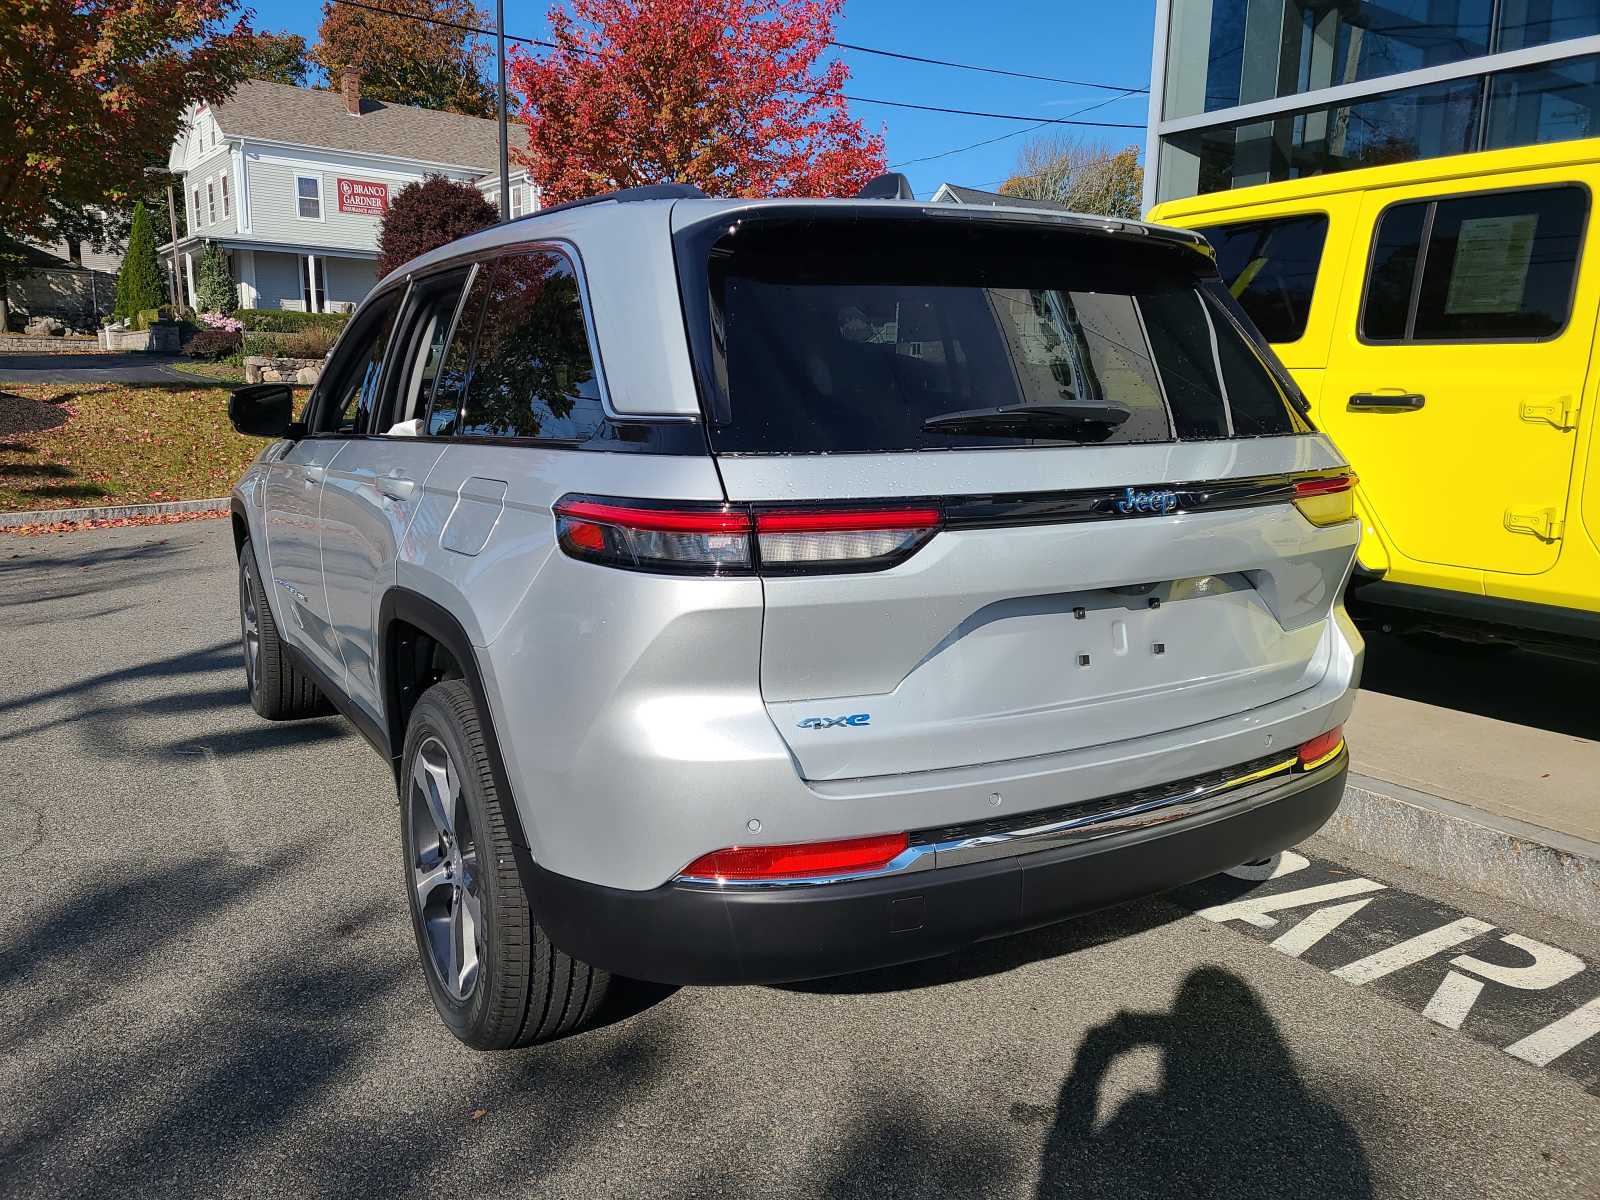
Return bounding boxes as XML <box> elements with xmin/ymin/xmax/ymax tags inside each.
<box><xmin>409</xmin><ymin>735</ymin><xmax>484</xmax><ymax>1001</ymax></box>
<box><xmin>240</xmin><ymin>557</ymin><xmax>261</xmax><ymax>696</ymax></box>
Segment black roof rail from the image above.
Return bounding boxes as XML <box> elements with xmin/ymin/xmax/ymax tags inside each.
<box><xmin>855</xmin><ymin>172</ymin><xmax>915</xmax><ymax>200</ymax></box>
<box><xmin>512</xmin><ymin>182</ymin><xmax>709</xmax><ymax>222</ymax></box>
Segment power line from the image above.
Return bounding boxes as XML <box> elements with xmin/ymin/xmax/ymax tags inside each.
<box><xmin>324</xmin><ymin>0</ymin><xmax>1147</xmax><ymax>128</ymax></box>
<box><xmin>829</xmin><ymin>41</ymin><xmax>1146</xmax><ymax>92</ymax></box>
<box><xmin>890</xmin><ymin>88</ymin><xmax>1141</xmax><ymax>170</ymax></box>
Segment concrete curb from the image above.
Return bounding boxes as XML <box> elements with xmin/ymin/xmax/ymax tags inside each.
<box><xmin>1324</xmin><ymin>772</ymin><xmax>1600</xmax><ymax>926</ymax></box>
<box><xmin>0</xmin><ymin>497</ymin><xmax>229</xmax><ymax>529</ymax></box>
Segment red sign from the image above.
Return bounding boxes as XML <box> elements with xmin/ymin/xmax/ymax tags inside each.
<box><xmin>336</xmin><ymin>178</ymin><xmax>390</xmax><ymax>216</ymax></box>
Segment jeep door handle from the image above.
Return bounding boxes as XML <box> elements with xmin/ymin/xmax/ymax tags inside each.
<box><xmin>1348</xmin><ymin>392</ymin><xmax>1425</xmax><ymax>411</ymax></box>
<box><xmin>377</xmin><ymin>475</ymin><xmax>416</xmax><ymax>501</ymax></box>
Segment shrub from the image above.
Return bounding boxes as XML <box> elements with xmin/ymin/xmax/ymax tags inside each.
<box><xmin>114</xmin><ymin>201</ymin><xmax>167</xmax><ymax>319</ymax></box>
<box><xmin>234</xmin><ymin>308</ymin><xmax>351</xmax><ymax>334</ymax></box>
<box><xmin>377</xmin><ymin>174</ymin><xmax>497</xmax><ymax>278</ymax></box>
<box><xmin>194</xmin><ymin>242</ymin><xmax>237</xmax><ymax>314</ymax></box>
<box><xmin>199</xmin><ymin>311</ymin><xmax>244</xmax><ymax>333</ymax></box>
<box><xmin>183</xmin><ymin>328</ymin><xmax>243</xmax><ymax>359</ymax></box>
<box><xmin>243</xmin><ymin>327</ymin><xmax>338</xmax><ymax>358</ymax></box>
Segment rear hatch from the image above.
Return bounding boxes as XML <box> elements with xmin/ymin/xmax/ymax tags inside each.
<box><xmin>674</xmin><ymin>206</ymin><xmax>1357</xmax><ymax>782</ymax></box>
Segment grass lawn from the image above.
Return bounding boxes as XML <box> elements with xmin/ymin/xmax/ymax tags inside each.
<box><xmin>179</xmin><ymin>360</ymin><xmax>247</xmax><ymax>385</ymax></box>
<box><xmin>0</xmin><ymin>381</ymin><xmax>276</xmax><ymax>512</ymax></box>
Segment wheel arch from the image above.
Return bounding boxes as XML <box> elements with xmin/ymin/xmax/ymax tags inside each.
<box><xmin>378</xmin><ymin>588</ymin><xmax>537</xmax><ymax>861</ymax></box>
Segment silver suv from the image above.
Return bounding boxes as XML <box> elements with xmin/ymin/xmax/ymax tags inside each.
<box><xmin>228</xmin><ymin>183</ymin><xmax>1362</xmax><ymax>1050</ymax></box>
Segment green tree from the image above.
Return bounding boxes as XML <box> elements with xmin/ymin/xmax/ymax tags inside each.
<box><xmin>113</xmin><ymin>201</ymin><xmax>166</xmax><ymax>319</ymax></box>
<box><xmin>313</xmin><ymin>0</ymin><xmax>494</xmax><ymax>117</ymax></box>
<box><xmin>241</xmin><ymin>30</ymin><xmax>310</xmax><ymax>85</ymax></box>
<box><xmin>195</xmin><ymin>241</ymin><xmax>236</xmax><ymax>313</ymax></box>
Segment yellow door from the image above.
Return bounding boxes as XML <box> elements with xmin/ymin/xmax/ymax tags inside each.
<box><xmin>1320</xmin><ymin>173</ymin><xmax>1594</xmax><ymax>581</ymax></box>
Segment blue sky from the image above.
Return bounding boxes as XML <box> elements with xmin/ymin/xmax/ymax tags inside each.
<box><xmin>245</xmin><ymin>0</ymin><xmax>1156</xmax><ymax>199</ymax></box>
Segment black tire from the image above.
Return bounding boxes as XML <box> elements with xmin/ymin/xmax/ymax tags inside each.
<box><xmin>238</xmin><ymin>539</ymin><xmax>330</xmax><ymax>720</ymax></box>
<box><xmin>400</xmin><ymin>679</ymin><xmax>609</xmax><ymax>1050</ymax></box>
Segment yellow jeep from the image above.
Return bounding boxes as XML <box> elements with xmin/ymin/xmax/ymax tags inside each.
<box><xmin>1150</xmin><ymin>139</ymin><xmax>1600</xmax><ymax>660</ymax></box>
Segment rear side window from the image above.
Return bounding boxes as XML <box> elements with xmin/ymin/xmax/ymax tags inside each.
<box><xmin>1361</xmin><ymin>185</ymin><xmax>1588</xmax><ymax>342</ymax></box>
<box><xmin>688</xmin><ymin>218</ymin><xmax>1306</xmax><ymax>455</ymax></box>
<box><xmin>458</xmin><ymin>248</ymin><xmax>606</xmax><ymax>441</ymax></box>
<box><xmin>1195</xmin><ymin>214</ymin><xmax>1328</xmax><ymax>343</ymax></box>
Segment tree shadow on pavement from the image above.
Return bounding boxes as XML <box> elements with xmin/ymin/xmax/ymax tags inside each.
<box><xmin>1031</xmin><ymin>966</ymin><xmax>1372</xmax><ymax>1199</ymax></box>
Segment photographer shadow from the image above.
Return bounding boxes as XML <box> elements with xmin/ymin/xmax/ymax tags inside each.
<box><xmin>1035</xmin><ymin>966</ymin><xmax>1373</xmax><ymax>1199</ymax></box>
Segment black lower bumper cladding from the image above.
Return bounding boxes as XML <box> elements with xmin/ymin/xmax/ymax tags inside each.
<box><xmin>528</xmin><ymin>762</ymin><xmax>1347</xmax><ymax>986</ymax></box>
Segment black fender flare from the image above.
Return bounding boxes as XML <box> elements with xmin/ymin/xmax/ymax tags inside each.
<box><xmin>377</xmin><ymin>589</ymin><xmax>537</xmax><ymax>862</ymax></box>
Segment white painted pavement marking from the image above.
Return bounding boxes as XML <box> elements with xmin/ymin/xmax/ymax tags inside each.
<box><xmin>1422</xmin><ymin>971</ymin><xmax>1485</xmax><ymax>1031</ymax></box>
<box><xmin>1330</xmin><ymin>918</ymin><xmax>1495</xmax><ymax>986</ymax></box>
<box><xmin>1451</xmin><ymin>934</ymin><xmax>1586</xmax><ymax>991</ymax></box>
<box><xmin>1270</xmin><ymin>898</ymin><xmax>1376</xmax><ymax>958</ymax></box>
<box><xmin>1222</xmin><ymin>849</ymin><xmax>1311</xmax><ymax>882</ymax></box>
<box><xmin>1195</xmin><ymin>878</ymin><xmax>1387</xmax><ymax>929</ymax></box>
<box><xmin>1504</xmin><ymin>995</ymin><xmax>1600</xmax><ymax>1067</ymax></box>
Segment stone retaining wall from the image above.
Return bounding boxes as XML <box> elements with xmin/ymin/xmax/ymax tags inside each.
<box><xmin>243</xmin><ymin>355</ymin><xmax>323</xmax><ymax>385</ymax></box>
<box><xmin>0</xmin><ymin>336</ymin><xmax>105</xmax><ymax>354</ymax></box>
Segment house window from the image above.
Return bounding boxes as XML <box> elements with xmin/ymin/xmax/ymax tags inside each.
<box><xmin>296</xmin><ymin>175</ymin><xmax>322</xmax><ymax>220</ymax></box>
<box><xmin>192</xmin><ymin>187</ymin><xmax>202</xmax><ymax>228</ymax></box>
<box><xmin>221</xmin><ymin>172</ymin><xmax>230</xmax><ymax>218</ymax></box>
<box><xmin>509</xmin><ymin>184</ymin><xmax>525</xmax><ymax>218</ymax></box>
<box><xmin>206</xmin><ymin>179</ymin><xmax>216</xmax><ymax>225</ymax></box>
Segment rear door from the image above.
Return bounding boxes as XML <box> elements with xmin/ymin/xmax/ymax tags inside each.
<box><xmin>1321</xmin><ymin>177</ymin><xmax>1593</xmax><ymax>580</ymax></box>
<box><xmin>677</xmin><ymin>212</ymin><xmax>1357</xmax><ymax>782</ymax></box>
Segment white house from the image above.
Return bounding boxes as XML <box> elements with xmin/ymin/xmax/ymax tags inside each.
<box><xmin>164</xmin><ymin>73</ymin><xmax>535</xmax><ymax>313</ymax></box>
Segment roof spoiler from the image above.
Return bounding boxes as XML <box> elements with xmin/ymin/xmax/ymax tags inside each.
<box><xmin>855</xmin><ymin>172</ymin><xmax>915</xmax><ymax>200</ymax></box>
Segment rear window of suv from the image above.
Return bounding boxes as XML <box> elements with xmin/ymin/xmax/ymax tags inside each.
<box><xmin>682</xmin><ymin>215</ymin><xmax>1308</xmax><ymax>455</ymax></box>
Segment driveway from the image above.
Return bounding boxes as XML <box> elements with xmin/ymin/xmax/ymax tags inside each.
<box><xmin>0</xmin><ymin>352</ymin><xmax>221</xmax><ymax>386</ymax></box>
<box><xmin>1</xmin><ymin>521</ymin><xmax>1597</xmax><ymax>1199</ymax></box>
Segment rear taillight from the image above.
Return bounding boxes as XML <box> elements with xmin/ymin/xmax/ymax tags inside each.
<box><xmin>553</xmin><ymin>496</ymin><xmax>942</xmax><ymax>576</ymax></box>
<box><xmin>554</xmin><ymin>498</ymin><xmax>752</xmax><ymax>574</ymax></box>
<box><xmin>1297</xmin><ymin>726</ymin><xmax>1344</xmax><ymax>769</ymax></box>
<box><xmin>1292</xmin><ymin>473</ymin><xmax>1357</xmax><ymax>527</ymax></box>
<box><xmin>755</xmin><ymin>508</ymin><xmax>940</xmax><ymax>574</ymax></box>
<box><xmin>679</xmin><ymin>832</ymin><xmax>911</xmax><ymax>881</ymax></box>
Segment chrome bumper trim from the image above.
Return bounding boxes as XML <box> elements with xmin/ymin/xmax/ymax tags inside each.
<box><xmin>675</xmin><ymin>747</ymin><xmax>1346</xmax><ymax>889</ymax></box>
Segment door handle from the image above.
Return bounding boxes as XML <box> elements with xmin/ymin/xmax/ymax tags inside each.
<box><xmin>1348</xmin><ymin>392</ymin><xmax>1425</xmax><ymax>411</ymax></box>
<box><xmin>377</xmin><ymin>475</ymin><xmax>416</xmax><ymax>501</ymax></box>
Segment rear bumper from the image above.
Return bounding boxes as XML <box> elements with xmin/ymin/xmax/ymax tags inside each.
<box><xmin>527</xmin><ymin>756</ymin><xmax>1347</xmax><ymax>985</ymax></box>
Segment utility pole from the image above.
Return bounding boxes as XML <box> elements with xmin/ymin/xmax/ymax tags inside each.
<box><xmin>496</xmin><ymin>0</ymin><xmax>510</xmax><ymax>222</ymax></box>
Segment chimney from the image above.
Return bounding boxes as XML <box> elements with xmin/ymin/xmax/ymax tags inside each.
<box><xmin>342</xmin><ymin>70</ymin><xmax>361</xmax><ymax>116</ymax></box>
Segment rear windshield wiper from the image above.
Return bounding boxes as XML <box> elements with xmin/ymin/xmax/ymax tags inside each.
<box><xmin>922</xmin><ymin>402</ymin><xmax>1132</xmax><ymax>436</ymax></box>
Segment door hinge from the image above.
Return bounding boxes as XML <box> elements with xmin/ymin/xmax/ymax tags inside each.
<box><xmin>1503</xmin><ymin>506</ymin><xmax>1564</xmax><ymax>541</ymax></box>
<box><xmin>1520</xmin><ymin>395</ymin><xmax>1579</xmax><ymax>430</ymax></box>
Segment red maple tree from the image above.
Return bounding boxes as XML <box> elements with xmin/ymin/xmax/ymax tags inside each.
<box><xmin>508</xmin><ymin>0</ymin><xmax>887</xmax><ymax>204</ymax></box>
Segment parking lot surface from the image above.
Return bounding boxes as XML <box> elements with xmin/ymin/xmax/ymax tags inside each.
<box><xmin>2</xmin><ymin>521</ymin><xmax>1597</xmax><ymax>1199</ymax></box>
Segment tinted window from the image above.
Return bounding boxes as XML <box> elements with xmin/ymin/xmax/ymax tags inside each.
<box><xmin>1196</xmin><ymin>214</ymin><xmax>1327</xmax><ymax>343</ymax></box>
<box><xmin>314</xmin><ymin>292</ymin><xmax>400</xmax><ymax>435</ymax></box>
<box><xmin>692</xmin><ymin>219</ymin><xmax>1303</xmax><ymax>454</ymax></box>
<box><xmin>384</xmin><ymin>268</ymin><xmax>469</xmax><ymax>431</ymax></box>
<box><xmin>1362</xmin><ymin>186</ymin><xmax>1586</xmax><ymax>342</ymax></box>
<box><xmin>427</xmin><ymin>268</ymin><xmax>489</xmax><ymax>436</ymax></box>
<box><xmin>458</xmin><ymin>249</ymin><xmax>605</xmax><ymax>440</ymax></box>
<box><xmin>1361</xmin><ymin>202</ymin><xmax>1428</xmax><ymax>341</ymax></box>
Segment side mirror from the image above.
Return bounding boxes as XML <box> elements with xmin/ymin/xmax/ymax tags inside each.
<box><xmin>228</xmin><ymin>383</ymin><xmax>299</xmax><ymax>439</ymax></box>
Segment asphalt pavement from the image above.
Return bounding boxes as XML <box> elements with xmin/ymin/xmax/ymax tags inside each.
<box><xmin>2</xmin><ymin>520</ymin><xmax>1597</xmax><ymax>1199</ymax></box>
<box><xmin>0</xmin><ymin>352</ymin><xmax>221</xmax><ymax>386</ymax></box>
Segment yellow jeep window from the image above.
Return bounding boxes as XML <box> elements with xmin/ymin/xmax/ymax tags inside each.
<box><xmin>1195</xmin><ymin>214</ymin><xmax>1328</xmax><ymax>344</ymax></box>
<box><xmin>1361</xmin><ymin>185</ymin><xmax>1587</xmax><ymax>342</ymax></box>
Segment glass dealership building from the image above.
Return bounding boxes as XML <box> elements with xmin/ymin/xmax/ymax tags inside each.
<box><xmin>1144</xmin><ymin>2</ymin><xmax>1600</xmax><ymax>210</ymax></box>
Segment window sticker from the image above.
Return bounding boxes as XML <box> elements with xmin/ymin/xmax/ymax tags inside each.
<box><xmin>1445</xmin><ymin>213</ymin><xmax>1538</xmax><ymax>315</ymax></box>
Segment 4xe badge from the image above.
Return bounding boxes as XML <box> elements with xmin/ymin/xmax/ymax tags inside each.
<box><xmin>1114</xmin><ymin>486</ymin><xmax>1179</xmax><ymax>515</ymax></box>
<box><xmin>797</xmin><ymin>714</ymin><xmax>871</xmax><ymax>730</ymax></box>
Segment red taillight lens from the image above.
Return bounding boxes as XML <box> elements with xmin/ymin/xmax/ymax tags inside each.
<box><xmin>680</xmin><ymin>832</ymin><xmax>911</xmax><ymax>881</ymax></box>
<box><xmin>554</xmin><ymin>496</ymin><xmax>943</xmax><ymax>575</ymax></box>
<box><xmin>554</xmin><ymin>497</ymin><xmax>753</xmax><ymax>574</ymax></box>
<box><xmin>754</xmin><ymin>507</ymin><xmax>942</xmax><ymax>572</ymax></box>
<box><xmin>1297</xmin><ymin>726</ymin><xmax>1345</xmax><ymax>768</ymax></box>
<box><xmin>1293</xmin><ymin>474</ymin><xmax>1356</xmax><ymax>498</ymax></box>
